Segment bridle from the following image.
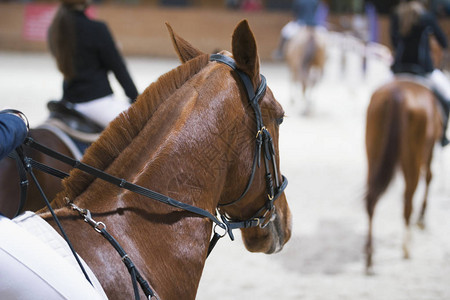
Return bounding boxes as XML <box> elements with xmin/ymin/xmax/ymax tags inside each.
<box><xmin>7</xmin><ymin>54</ymin><xmax>288</xmax><ymax>299</ymax></box>
<box><xmin>210</xmin><ymin>54</ymin><xmax>288</xmax><ymax>232</ymax></box>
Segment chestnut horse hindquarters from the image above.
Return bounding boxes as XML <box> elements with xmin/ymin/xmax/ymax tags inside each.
<box><xmin>364</xmin><ymin>79</ymin><xmax>441</xmax><ymax>273</ymax></box>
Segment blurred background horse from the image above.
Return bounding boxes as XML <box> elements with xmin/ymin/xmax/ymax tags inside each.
<box><xmin>364</xmin><ymin>78</ymin><xmax>442</xmax><ymax>274</ymax></box>
<box><xmin>285</xmin><ymin>26</ymin><xmax>327</xmax><ymax>115</ymax></box>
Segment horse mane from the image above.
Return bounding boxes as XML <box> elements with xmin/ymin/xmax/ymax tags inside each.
<box><xmin>54</xmin><ymin>54</ymin><xmax>210</xmax><ymax>207</ymax></box>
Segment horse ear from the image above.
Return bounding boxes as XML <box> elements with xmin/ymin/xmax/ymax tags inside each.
<box><xmin>166</xmin><ymin>23</ymin><xmax>205</xmax><ymax>63</ymax></box>
<box><xmin>232</xmin><ymin>20</ymin><xmax>260</xmax><ymax>88</ymax></box>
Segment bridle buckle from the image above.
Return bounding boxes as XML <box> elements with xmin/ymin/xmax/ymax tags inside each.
<box><xmin>256</xmin><ymin>126</ymin><xmax>267</xmax><ymax>138</ymax></box>
<box><xmin>259</xmin><ymin>205</ymin><xmax>276</xmax><ymax>228</ymax></box>
<box><xmin>213</xmin><ymin>222</ymin><xmax>228</xmax><ymax>238</ymax></box>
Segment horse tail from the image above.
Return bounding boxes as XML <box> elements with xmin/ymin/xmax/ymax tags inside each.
<box><xmin>301</xmin><ymin>31</ymin><xmax>317</xmax><ymax>72</ymax></box>
<box><xmin>365</xmin><ymin>86</ymin><xmax>403</xmax><ymax>216</ymax></box>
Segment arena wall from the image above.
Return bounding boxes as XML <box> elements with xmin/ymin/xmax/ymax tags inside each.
<box><xmin>0</xmin><ymin>3</ymin><xmax>291</xmax><ymax>59</ymax></box>
<box><xmin>0</xmin><ymin>3</ymin><xmax>448</xmax><ymax>60</ymax></box>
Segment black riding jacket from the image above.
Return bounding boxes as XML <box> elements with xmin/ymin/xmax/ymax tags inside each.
<box><xmin>62</xmin><ymin>11</ymin><xmax>138</xmax><ymax>103</ymax></box>
<box><xmin>390</xmin><ymin>11</ymin><xmax>448</xmax><ymax>75</ymax></box>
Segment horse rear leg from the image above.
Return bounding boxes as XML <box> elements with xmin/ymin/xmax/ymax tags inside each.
<box><xmin>301</xmin><ymin>78</ymin><xmax>312</xmax><ymax>116</ymax></box>
<box><xmin>401</xmin><ymin>162</ymin><xmax>421</xmax><ymax>259</ymax></box>
<box><xmin>365</xmin><ymin>203</ymin><xmax>375</xmax><ymax>275</ymax></box>
<box><xmin>289</xmin><ymin>76</ymin><xmax>302</xmax><ymax>105</ymax></box>
<box><xmin>417</xmin><ymin>150</ymin><xmax>434</xmax><ymax>229</ymax></box>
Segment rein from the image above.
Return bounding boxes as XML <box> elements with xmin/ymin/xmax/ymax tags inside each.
<box><xmin>8</xmin><ymin>54</ymin><xmax>287</xmax><ymax>299</ymax></box>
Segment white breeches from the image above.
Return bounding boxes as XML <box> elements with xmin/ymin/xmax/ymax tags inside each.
<box><xmin>426</xmin><ymin>69</ymin><xmax>450</xmax><ymax>102</ymax></box>
<box><xmin>281</xmin><ymin>21</ymin><xmax>327</xmax><ymax>40</ymax></box>
<box><xmin>74</xmin><ymin>94</ymin><xmax>130</xmax><ymax>128</ymax></box>
<box><xmin>281</xmin><ymin>21</ymin><xmax>302</xmax><ymax>40</ymax></box>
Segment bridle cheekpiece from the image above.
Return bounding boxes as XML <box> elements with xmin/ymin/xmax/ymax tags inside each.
<box><xmin>209</xmin><ymin>54</ymin><xmax>288</xmax><ymax>234</ymax></box>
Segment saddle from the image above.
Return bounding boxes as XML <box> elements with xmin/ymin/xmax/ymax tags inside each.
<box><xmin>43</xmin><ymin>100</ymin><xmax>104</xmax><ymax>158</ymax></box>
<box><xmin>391</xmin><ymin>63</ymin><xmax>427</xmax><ymax>76</ymax></box>
<box><xmin>394</xmin><ymin>74</ymin><xmax>450</xmax><ymax>146</ymax></box>
<box><xmin>47</xmin><ymin>100</ymin><xmax>104</xmax><ymax>136</ymax></box>
<box><xmin>394</xmin><ymin>74</ymin><xmax>449</xmax><ymax>115</ymax></box>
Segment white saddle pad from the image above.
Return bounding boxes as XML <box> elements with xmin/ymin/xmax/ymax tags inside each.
<box><xmin>0</xmin><ymin>211</ymin><xmax>107</xmax><ymax>299</ymax></box>
<box><xmin>37</xmin><ymin>122</ymin><xmax>84</xmax><ymax>160</ymax></box>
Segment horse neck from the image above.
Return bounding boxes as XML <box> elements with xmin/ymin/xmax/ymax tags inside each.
<box><xmin>59</xmin><ymin>65</ymin><xmax>249</xmax><ymax>299</ymax></box>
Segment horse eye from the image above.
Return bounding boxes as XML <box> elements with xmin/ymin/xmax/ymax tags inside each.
<box><xmin>276</xmin><ymin>117</ymin><xmax>284</xmax><ymax>126</ymax></box>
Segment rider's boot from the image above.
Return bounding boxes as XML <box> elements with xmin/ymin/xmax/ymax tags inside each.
<box><xmin>272</xmin><ymin>37</ymin><xmax>287</xmax><ymax>61</ymax></box>
<box><xmin>433</xmin><ymin>90</ymin><xmax>450</xmax><ymax>147</ymax></box>
<box><xmin>441</xmin><ymin>117</ymin><xmax>449</xmax><ymax>147</ymax></box>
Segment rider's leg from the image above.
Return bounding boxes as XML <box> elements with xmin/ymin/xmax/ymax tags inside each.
<box><xmin>435</xmin><ymin>92</ymin><xmax>450</xmax><ymax>146</ymax></box>
<box><xmin>272</xmin><ymin>21</ymin><xmax>300</xmax><ymax>60</ymax></box>
<box><xmin>73</xmin><ymin>94</ymin><xmax>130</xmax><ymax>128</ymax></box>
<box><xmin>273</xmin><ymin>36</ymin><xmax>288</xmax><ymax>60</ymax></box>
<box><xmin>427</xmin><ymin>69</ymin><xmax>450</xmax><ymax>146</ymax></box>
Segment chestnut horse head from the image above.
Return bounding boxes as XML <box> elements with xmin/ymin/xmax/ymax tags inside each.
<box><xmin>41</xmin><ymin>20</ymin><xmax>291</xmax><ymax>299</ymax></box>
<box><xmin>364</xmin><ymin>77</ymin><xmax>442</xmax><ymax>274</ymax></box>
<box><xmin>167</xmin><ymin>19</ymin><xmax>292</xmax><ymax>253</ymax></box>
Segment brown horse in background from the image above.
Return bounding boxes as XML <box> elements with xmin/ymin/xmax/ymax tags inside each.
<box><xmin>285</xmin><ymin>26</ymin><xmax>326</xmax><ymax>114</ymax></box>
<box><xmin>0</xmin><ymin>129</ymin><xmax>75</xmax><ymax>218</ymax></box>
<box><xmin>34</xmin><ymin>20</ymin><xmax>291</xmax><ymax>299</ymax></box>
<box><xmin>364</xmin><ymin>77</ymin><xmax>442</xmax><ymax>274</ymax></box>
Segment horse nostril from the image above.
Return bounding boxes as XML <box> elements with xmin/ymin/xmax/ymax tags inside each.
<box><xmin>267</xmin><ymin>215</ymin><xmax>285</xmax><ymax>254</ymax></box>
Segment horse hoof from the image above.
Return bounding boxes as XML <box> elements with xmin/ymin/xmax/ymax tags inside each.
<box><xmin>365</xmin><ymin>266</ymin><xmax>375</xmax><ymax>276</ymax></box>
<box><xmin>416</xmin><ymin>220</ymin><xmax>425</xmax><ymax>230</ymax></box>
<box><xmin>403</xmin><ymin>248</ymin><xmax>410</xmax><ymax>259</ymax></box>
